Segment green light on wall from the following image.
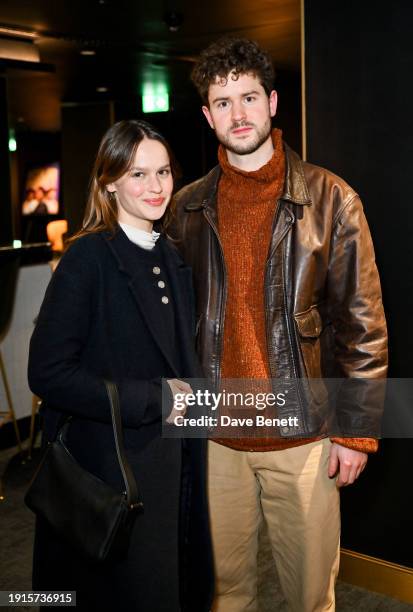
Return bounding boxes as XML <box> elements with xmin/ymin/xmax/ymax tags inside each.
<box><xmin>9</xmin><ymin>137</ymin><xmax>17</xmax><ymax>152</ymax></box>
<box><xmin>142</xmin><ymin>82</ymin><xmax>169</xmax><ymax>113</ymax></box>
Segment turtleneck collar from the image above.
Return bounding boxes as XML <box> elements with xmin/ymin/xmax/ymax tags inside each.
<box><xmin>119</xmin><ymin>222</ymin><xmax>160</xmax><ymax>250</ymax></box>
<box><xmin>218</xmin><ymin>128</ymin><xmax>284</xmax><ymax>185</ymax></box>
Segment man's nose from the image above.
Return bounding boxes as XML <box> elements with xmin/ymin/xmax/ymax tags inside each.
<box><xmin>231</xmin><ymin>100</ymin><xmax>246</xmax><ymax>122</ymax></box>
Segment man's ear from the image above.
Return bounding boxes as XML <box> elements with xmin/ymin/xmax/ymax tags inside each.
<box><xmin>269</xmin><ymin>90</ymin><xmax>278</xmax><ymax>118</ymax></box>
<box><xmin>202</xmin><ymin>105</ymin><xmax>215</xmax><ymax>130</ymax></box>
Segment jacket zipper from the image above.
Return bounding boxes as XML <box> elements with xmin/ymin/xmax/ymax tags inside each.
<box><xmin>281</xmin><ymin>238</ymin><xmax>300</xmax><ymax>380</ymax></box>
<box><xmin>264</xmin><ymin>204</ymin><xmax>305</xmax><ymax>432</ymax></box>
<box><xmin>281</xmin><ymin>241</ymin><xmax>307</xmax><ymax>434</ymax></box>
<box><xmin>264</xmin><ymin>202</ymin><xmax>282</xmax><ymax>378</ymax></box>
<box><xmin>264</xmin><ymin>202</ymin><xmax>294</xmax><ymax>378</ymax></box>
<box><xmin>203</xmin><ymin>207</ymin><xmax>227</xmax><ymax>386</ymax></box>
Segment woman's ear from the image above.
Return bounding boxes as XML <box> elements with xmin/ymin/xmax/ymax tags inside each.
<box><xmin>106</xmin><ymin>183</ymin><xmax>116</xmax><ymax>194</ymax></box>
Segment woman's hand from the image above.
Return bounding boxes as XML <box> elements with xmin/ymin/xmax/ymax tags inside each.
<box><xmin>165</xmin><ymin>379</ymin><xmax>193</xmax><ymax>424</ymax></box>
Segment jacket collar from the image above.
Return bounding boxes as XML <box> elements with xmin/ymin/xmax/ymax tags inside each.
<box><xmin>282</xmin><ymin>144</ymin><xmax>311</xmax><ymax>205</ymax></box>
<box><xmin>184</xmin><ymin>142</ymin><xmax>312</xmax><ymax>211</ymax></box>
<box><xmin>103</xmin><ymin>226</ymin><xmax>195</xmax><ymax>376</ymax></box>
<box><xmin>104</xmin><ymin>224</ymin><xmax>186</xmax><ymax>277</ymax></box>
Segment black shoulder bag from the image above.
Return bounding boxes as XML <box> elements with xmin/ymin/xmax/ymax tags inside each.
<box><xmin>25</xmin><ymin>380</ymin><xmax>143</xmax><ymax>562</ymax></box>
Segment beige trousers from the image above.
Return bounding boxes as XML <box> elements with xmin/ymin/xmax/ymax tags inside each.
<box><xmin>208</xmin><ymin>439</ymin><xmax>340</xmax><ymax>612</ymax></box>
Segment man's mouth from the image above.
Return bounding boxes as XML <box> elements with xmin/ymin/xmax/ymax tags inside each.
<box><xmin>231</xmin><ymin>126</ymin><xmax>253</xmax><ymax>135</ymax></box>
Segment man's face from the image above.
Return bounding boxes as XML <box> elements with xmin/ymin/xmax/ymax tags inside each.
<box><xmin>202</xmin><ymin>72</ymin><xmax>277</xmax><ymax>156</ymax></box>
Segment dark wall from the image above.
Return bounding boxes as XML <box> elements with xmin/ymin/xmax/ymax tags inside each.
<box><xmin>62</xmin><ymin>102</ymin><xmax>113</xmax><ymax>235</ymax></box>
<box><xmin>305</xmin><ymin>0</ymin><xmax>413</xmax><ymax>566</ymax></box>
<box><xmin>0</xmin><ymin>75</ymin><xmax>13</xmax><ymax>245</ymax></box>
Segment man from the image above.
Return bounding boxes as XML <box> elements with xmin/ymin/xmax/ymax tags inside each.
<box><xmin>171</xmin><ymin>37</ymin><xmax>387</xmax><ymax>611</ymax></box>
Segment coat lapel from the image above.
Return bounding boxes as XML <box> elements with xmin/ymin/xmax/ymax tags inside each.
<box><xmin>104</xmin><ymin>228</ymin><xmax>195</xmax><ymax>377</ymax></box>
<box><xmin>158</xmin><ymin>237</ymin><xmax>199</xmax><ymax>377</ymax></box>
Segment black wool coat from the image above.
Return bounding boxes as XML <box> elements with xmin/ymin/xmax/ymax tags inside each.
<box><xmin>28</xmin><ymin>227</ymin><xmax>213</xmax><ymax>612</ymax></box>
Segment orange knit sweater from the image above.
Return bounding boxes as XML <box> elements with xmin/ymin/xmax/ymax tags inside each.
<box><xmin>214</xmin><ymin>129</ymin><xmax>377</xmax><ymax>454</ymax></box>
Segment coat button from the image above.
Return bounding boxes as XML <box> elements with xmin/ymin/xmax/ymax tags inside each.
<box><xmin>161</xmin><ymin>296</ymin><xmax>169</xmax><ymax>304</ymax></box>
<box><xmin>153</xmin><ymin>266</ymin><xmax>161</xmax><ymax>275</ymax></box>
<box><xmin>158</xmin><ymin>280</ymin><xmax>165</xmax><ymax>288</ymax></box>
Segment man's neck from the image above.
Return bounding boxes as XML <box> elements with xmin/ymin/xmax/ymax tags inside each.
<box><xmin>226</xmin><ymin>135</ymin><xmax>274</xmax><ymax>172</ymax></box>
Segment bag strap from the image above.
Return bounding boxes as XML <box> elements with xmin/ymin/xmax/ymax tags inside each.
<box><xmin>104</xmin><ymin>380</ymin><xmax>143</xmax><ymax>510</ymax></box>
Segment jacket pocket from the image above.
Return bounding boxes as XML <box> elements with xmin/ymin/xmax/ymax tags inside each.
<box><xmin>294</xmin><ymin>306</ymin><xmax>323</xmax><ymax>378</ymax></box>
<box><xmin>294</xmin><ymin>306</ymin><xmax>329</xmax><ymax>412</ymax></box>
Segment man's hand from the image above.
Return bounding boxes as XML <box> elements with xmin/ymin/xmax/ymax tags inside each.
<box><xmin>328</xmin><ymin>442</ymin><xmax>368</xmax><ymax>487</ymax></box>
<box><xmin>165</xmin><ymin>378</ymin><xmax>193</xmax><ymax>424</ymax></box>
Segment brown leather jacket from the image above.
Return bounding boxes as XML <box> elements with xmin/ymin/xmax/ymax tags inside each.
<box><xmin>170</xmin><ymin>144</ymin><xmax>388</xmax><ymax>437</ymax></box>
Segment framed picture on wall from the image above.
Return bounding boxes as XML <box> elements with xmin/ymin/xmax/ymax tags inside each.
<box><xmin>21</xmin><ymin>163</ymin><xmax>60</xmax><ymax>216</ymax></box>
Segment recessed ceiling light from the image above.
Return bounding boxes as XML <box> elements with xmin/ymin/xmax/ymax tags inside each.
<box><xmin>80</xmin><ymin>49</ymin><xmax>96</xmax><ymax>56</ymax></box>
<box><xmin>96</xmin><ymin>86</ymin><xmax>108</xmax><ymax>93</ymax></box>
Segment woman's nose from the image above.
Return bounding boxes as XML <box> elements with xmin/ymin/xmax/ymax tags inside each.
<box><xmin>147</xmin><ymin>175</ymin><xmax>162</xmax><ymax>192</ymax></box>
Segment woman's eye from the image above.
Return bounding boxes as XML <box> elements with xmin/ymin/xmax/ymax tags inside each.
<box><xmin>158</xmin><ymin>169</ymin><xmax>171</xmax><ymax>177</ymax></box>
<box><xmin>132</xmin><ymin>172</ymin><xmax>144</xmax><ymax>178</ymax></box>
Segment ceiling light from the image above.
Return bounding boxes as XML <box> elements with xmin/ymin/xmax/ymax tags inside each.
<box><xmin>96</xmin><ymin>86</ymin><xmax>108</xmax><ymax>93</ymax></box>
<box><xmin>0</xmin><ymin>25</ymin><xmax>37</xmax><ymax>40</ymax></box>
<box><xmin>80</xmin><ymin>49</ymin><xmax>96</xmax><ymax>56</ymax></box>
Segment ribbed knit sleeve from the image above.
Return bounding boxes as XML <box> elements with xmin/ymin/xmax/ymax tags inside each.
<box><xmin>330</xmin><ymin>437</ymin><xmax>379</xmax><ymax>453</ymax></box>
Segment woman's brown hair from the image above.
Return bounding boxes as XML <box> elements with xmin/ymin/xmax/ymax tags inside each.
<box><xmin>68</xmin><ymin>120</ymin><xmax>179</xmax><ymax>244</ymax></box>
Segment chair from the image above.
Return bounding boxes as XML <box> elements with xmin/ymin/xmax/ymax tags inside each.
<box><xmin>46</xmin><ymin>219</ymin><xmax>68</xmax><ymax>252</ymax></box>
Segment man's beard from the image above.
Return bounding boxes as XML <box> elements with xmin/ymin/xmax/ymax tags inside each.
<box><xmin>216</xmin><ymin>118</ymin><xmax>272</xmax><ymax>155</ymax></box>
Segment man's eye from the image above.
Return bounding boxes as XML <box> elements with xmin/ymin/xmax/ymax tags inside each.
<box><xmin>245</xmin><ymin>96</ymin><xmax>255</xmax><ymax>103</ymax></box>
<box><xmin>217</xmin><ymin>101</ymin><xmax>228</xmax><ymax>109</ymax></box>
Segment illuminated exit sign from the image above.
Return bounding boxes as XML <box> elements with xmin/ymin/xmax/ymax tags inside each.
<box><xmin>142</xmin><ymin>82</ymin><xmax>169</xmax><ymax>113</ymax></box>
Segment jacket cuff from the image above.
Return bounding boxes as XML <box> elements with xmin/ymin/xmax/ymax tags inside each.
<box><xmin>330</xmin><ymin>437</ymin><xmax>379</xmax><ymax>453</ymax></box>
<box><xmin>141</xmin><ymin>379</ymin><xmax>165</xmax><ymax>425</ymax></box>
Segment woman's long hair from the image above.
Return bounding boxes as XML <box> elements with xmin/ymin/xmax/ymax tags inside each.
<box><xmin>69</xmin><ymin>120</ymin><xmax>180</xmax><ymax>244</ymax></box>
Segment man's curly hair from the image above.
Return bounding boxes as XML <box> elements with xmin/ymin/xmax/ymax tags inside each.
<box><xmin>191</xmin><ymin>37</ymin><xmax>275</xmax><ymax>105</ymax></box>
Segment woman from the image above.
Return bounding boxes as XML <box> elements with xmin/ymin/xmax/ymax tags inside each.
<box><xmin>28</xmin><ymin>120</ymin><xmax>213</xmax><ymax>611</ymax></box>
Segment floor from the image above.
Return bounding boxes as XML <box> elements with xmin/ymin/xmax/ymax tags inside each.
<box><xmin>0</xmin><ymin>442</ymin><xmax>412</xmax><ymax>612</ymax></box>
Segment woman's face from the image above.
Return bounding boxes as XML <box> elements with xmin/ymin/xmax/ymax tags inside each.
<box><xmin>108</xmin><ymin>137</ymin><xmax>173</xmax><ymax>232</ymax></box>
